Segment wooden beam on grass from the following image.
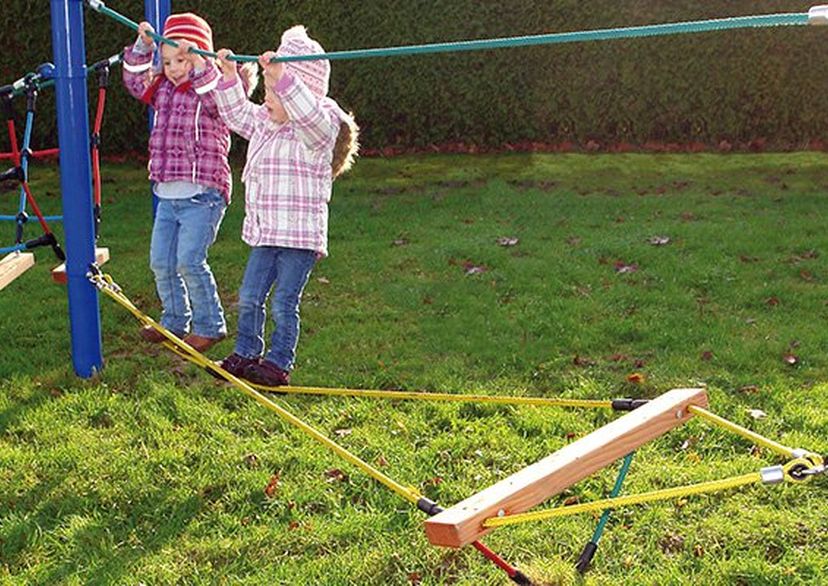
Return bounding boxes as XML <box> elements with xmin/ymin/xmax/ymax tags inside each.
<box><xmin>0</xmin><ymin>252</ymin><xmax>35</xmax><ymax>291</ymax></box>
<box><xmin>51</xmin><ymin>247</ymin><xmax>109</xmax><ymax>285</ymax></box>
<box><xmin>424</xmin><ymin>387</ymin><xmax>708</xmax><ymax>548</ymax></box>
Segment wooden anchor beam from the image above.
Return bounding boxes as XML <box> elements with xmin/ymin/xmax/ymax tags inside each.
<box><xmin>0</xmin><ymin>252</ymin><xmax>35</xmax><ymax>291</ymax></box>
<box><xmin>51</xmin><ymin>247</ymin><xmax>109</xmax><ymax>284</ymax></box>
<box><xmin>424</xmin><ymin>387</ymin><xmax>708</xmax><ymax>548</ymax></box>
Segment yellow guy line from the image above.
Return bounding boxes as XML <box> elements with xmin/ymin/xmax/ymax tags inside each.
<box><xmin>483</xmin><ymin>471</ymin><xmax>763</xmax><ymax>528</ymax></box>
<box><xmin>687</xmin><ymin>405</ymin><xmax>795</xmax><ymax>458</ymax></box>
<box><xmin>91</xmin><ymin>273</ymin><xmax>422</xmax><ymax>505</ymax></box>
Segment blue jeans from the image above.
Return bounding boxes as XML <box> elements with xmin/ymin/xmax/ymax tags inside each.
<box><xmin>149</xmin><ymin>189</ymin><xmax>227</xmax><ymax>338</ymax></box>
<box><xmin>234</xmin><ymin>246</ymin><xmax>317</xmax><ymax>371</ymax></box>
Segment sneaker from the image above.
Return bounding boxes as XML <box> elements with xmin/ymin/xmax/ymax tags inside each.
<box><xmin>184</xmin><ymin>333</ymin><xmax>226</xmax><ymax>353</ymax></box>
<box><xmin>243</xmin><ymin>360</ymin><xmax>291</xmax><ymax>387</ymax></box>
<box><xmin>209</xmin><ymin>353</ymin><xmax>259</xmax><ymax>380</ymax></box>
<box><xmin>139</xmin><ymin>325</ymin><xmax>183</xmax><ymax>343</ymax></box>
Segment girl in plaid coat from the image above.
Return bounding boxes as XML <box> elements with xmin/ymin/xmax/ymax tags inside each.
<box><xmin>122</xmin><ymin>13</ymin><xmax>243</xmax><ymax>352</ymax></box>
<box><xmin>190</xmin><ymin>26</ymin><xmax>359</xmax><ymax>386</ymax></box>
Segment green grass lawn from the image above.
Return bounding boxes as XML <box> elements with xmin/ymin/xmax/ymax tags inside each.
<box><xmin>1</xmin><ymin>153</ymin><xmax>827</xmax><ymax>585</ymax></box>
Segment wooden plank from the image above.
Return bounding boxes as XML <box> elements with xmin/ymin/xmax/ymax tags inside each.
<box><xmin>424</xmin><ymin>388</ymin><xmax>708</xmax><ymax>548</ymax></box>
<box><xmin>51</xmin><ymin>247</ymin><xmax>110</xmax><ymax>285</ymax></box>
<box><xmin>0</xmin><ymin>252</ymin><xmax>35</xmax><ymax>291</ymax></box>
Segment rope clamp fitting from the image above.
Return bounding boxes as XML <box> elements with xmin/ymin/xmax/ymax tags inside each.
<box><xmin>760</xmin><ymin>465</ymin><xmax>785</xmax><ymax>485</ymax></box>
<box><xmin>86</xmin><ymin>0</ymin><xmax>104</xmax><ymax>11</ymax></box>
<box><xmin>611</xmin><ymin>398</ymin><xmax>649</xmax><ymax>411</ymax></box>
<box><xmin>809</xmin><ymin>5</ymin><xmax>828</xmax><ymax>25</ymax></box>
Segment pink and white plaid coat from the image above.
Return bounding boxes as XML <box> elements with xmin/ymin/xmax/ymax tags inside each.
<box><xmin>194</xmin><ymin>67</ymin><xmax>346</xmax><ymax>257</ymax></box>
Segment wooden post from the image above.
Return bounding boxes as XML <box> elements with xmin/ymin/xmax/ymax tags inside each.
<box><xmin>0</xmin><ymin>252</ymin><xmax>35</xmax><ymax>291</ymax></box>
<box><xmin>51</xmin><ymin>247</ymin><xmax>109</xmax><ymax>284</ymax></box>
<box><xmin>424</xmin><ymin>388</ymin><xmax>708</xmax><ymax>548</ymax></box>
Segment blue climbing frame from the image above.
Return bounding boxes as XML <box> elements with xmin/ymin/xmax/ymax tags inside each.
<box><xmin>48</xmin><ymin>0</ymin><xmax>169</xmax><ymax>377</ymax></box>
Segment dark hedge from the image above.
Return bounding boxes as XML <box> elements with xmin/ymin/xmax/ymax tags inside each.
<box><xmin>2</xmin><ymin>1</ymin><xmax>827</xmax><ymax>153</ymax></box>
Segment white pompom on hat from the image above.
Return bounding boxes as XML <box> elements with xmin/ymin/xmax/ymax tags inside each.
<box><xmin>276</xmin><ymin>25</ymin><xmax>330</xmax><ymax>98</ymax></box>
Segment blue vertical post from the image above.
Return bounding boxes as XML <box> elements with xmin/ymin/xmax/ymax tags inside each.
<box><xmin>50</xmin><ymin>0</ymin><xmax>103</xmax><ymax>377</ymax></box>
<box><xmin>145</xmin><ymin>0</ymin><xmax>170</xmax><ymax>217</ymax></box>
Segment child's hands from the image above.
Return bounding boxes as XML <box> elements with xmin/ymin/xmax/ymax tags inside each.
<box><xmin>176</xmin><ymin>39</ymin><xmax>207</xmax><ymax>70</ymax></box>
<box><xmin>137</xmin><ymin>21</ymin><xmax>155</xmax><ymax>46</ymax></box>
<box><xmin>216</xmin><ymin>49</ymin><xmax>238</xmax><ymax>81</ymax></box>
<box><xmin>258</xmin><ymin>51</ymin><xmax>284</xmax><ymax>86</ymax></box>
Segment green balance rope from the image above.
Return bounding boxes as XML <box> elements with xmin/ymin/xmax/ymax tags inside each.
<box><xmin>86</xmin><ymin>0</ymin><xmax>813</xmax><ymax>64</ymax></box>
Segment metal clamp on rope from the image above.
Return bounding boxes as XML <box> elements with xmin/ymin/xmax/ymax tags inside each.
<box><xmin>93</xmin><ymin>63</ymin><xmax>110</xmax><ymax>88</ymax></box>
<box><xmin>24</xmin><ymin>86</ymin><xmax>38</xmax><ymax>114</ymax></box>
<box><xmin>611</xmin><ymin>398</ymin><xmax>649</xmax><ymax>411</ymax></box>
<box><xmin>87</xmin><ymin>268</ymin><xmax>105</xmax><ymax>290</ymax></box>
<box><xmin>760</xmin><ymin>465</ymin><xmax>785</xmax><ymax>485</ymax></box>
<box><xmin>0</xmin><ymin>166</ymin><xmax>24</xmax><ymax>183</ymax></box>
<box><xmin>86</xmin><ymin>0</ymin><xmax>105</xmax><ymax>11</ymax></box>
<box><xmin>809</xmin><ymin>5</ymin><xmax>828</xmax><ymax>25</ymax></box>
<box><xmin>15</xmin><ymin>211</ymin><xmax>28</xmax><ymax>244</ymax></box>
<box><xmin>0</xmin><ymin>87</ymin><xmax>13</xmax><ymax>117</ymax></box>
<box><xmin>416</xmin><ymin>497</ymin><xmax>445</xmax><ymax>516</ymax></box>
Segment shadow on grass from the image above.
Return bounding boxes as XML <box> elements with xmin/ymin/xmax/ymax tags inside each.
<box><xmin>3</xmin><ymin>481</ymin><xmax>202</xmax><ymax>584</ymax></box>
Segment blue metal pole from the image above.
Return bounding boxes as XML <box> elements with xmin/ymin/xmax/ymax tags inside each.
<box><xmin>145</xmin><ymin>0</ymin><xmax>170</xmax><ymax>217</ymax></box>
<box><xmin>50</xmin><ymin>0</ymin><xmax>103</xmax><ymax>377</ymax></box>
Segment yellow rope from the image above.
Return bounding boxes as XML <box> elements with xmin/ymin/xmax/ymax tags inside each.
<box><xmin>687</xmin><ymin>405</ymin><xmax>795</xmax><ymax>458</ymax></box>
<box><xmin>483</xmin><ymin>471</ymin><xmax>763</xmax><ymax>528</ymax></box>
<box><xmin>152</xmin><ymin>295</ymin><xmax>611</xmax><ymax>409</ymax></box>
<box><xmin>483</xmin><ymin>456</ymin><xmax>820</xmax><ymax>528</ymax></box>
<box><xmin>91</xmin><ymin>273</ymin><xmax>423</xmax><ymax>505</ymax></box>
<box><xmin>249</xmin><ymin>383</ymin><xmax>611</xmax><ymax>408</ymax></box>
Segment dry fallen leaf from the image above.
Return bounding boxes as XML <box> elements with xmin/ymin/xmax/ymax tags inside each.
<box><xmin>496</xmin><ymin>236</ymin><xmax>519</xmax><ymax>247</ymax></box>
<box><xmin>647</xmin><ymin>235</ymin><xmax>671</xmax><ymax>246</ymax></box>
<box><xmin>324</xmin><ymin>468</ymin><xmax>349</xmax><ymax>483</ymax></box>
<box><xmin>317</xmin><ymin>276</ymin><xmax>330</xmax><ymax>284</ymax></box>
<box><xmin>627</xmin><ymin>372</ymin><xmax>646</xmax><ymax>384</ymax></box>
<box><xmin>264</xmin><ymin>473</ymin><xmax>280</xmax><ymax>498</ymax></box>
<box><xmin>783</xmin><ymin>354</ymin><xmax>799</xmax><ymax>366</ymax></box>
<box><xmin>748</xmin><ymin>408</ymin><xmax>767</xmax><ymax>420</ymax></box>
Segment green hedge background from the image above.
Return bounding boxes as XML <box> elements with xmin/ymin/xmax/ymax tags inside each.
<box><xmin>1</xmin><ymin>1</ymin><xmax>827</xmax><ymax>152</ymax></box>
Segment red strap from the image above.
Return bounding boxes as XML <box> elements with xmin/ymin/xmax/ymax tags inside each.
<box><xmin>140</xmin><ymin>76</ymin><xmax>164</xmax><ymax>105</ymax></box>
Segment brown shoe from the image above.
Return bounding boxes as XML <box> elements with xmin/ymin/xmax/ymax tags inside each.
<box><xmin>184</xmin><ymin>333</ymin><xmax>226</xmax><ymax>352</ymax></box>
<box><xmin>208</xmin><ymin>353</ymin><xmax>260</xmax><ymax>380</ymax></box>
<box><xmin>139</xmin><ymin>325</ymin><xmax>183</xmax><ymax>343</ymax></box>
<box><xmin>243</xmin><ymin>360</ymin><xmax>290</xmax><ymax>387</ymax></box>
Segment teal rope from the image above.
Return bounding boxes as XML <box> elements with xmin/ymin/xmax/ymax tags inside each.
<box><xmin>591</xmin><ymin>452</ymin><xmax>634</xmax><ymax>544</ymax></box>
<box><xmin>86</xmin><ymin>0</ymin><xmax>810</xmax><ymax>64</ymax></box>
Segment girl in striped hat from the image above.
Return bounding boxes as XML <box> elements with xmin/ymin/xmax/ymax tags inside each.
<box><xmin>122</xmin><ymin>13</ymin><xmax>255</xmax><ymax>353</ymax></box>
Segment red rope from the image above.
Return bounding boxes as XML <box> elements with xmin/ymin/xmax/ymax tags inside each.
<box><xmin>91</xmin><ymin>86</ymin><xmax>106</xmax><ymax>207</ymax></box>
<box><xmin>0</xmin><ymin>147</ymin><xmax>58</xmax><ymax>161</ymax></box>
<box><xmin>20</xmin><ymin>180</ymin><xmax>53</xmax><ymax>235</ymax></box>
<box><xmin>5</xmin><ymin>119</ymin><xmax>21</xmax><ymax>166</ymax></box>
<box><xmin>472</xmin><ymin>540</ymin><xmax>519</xmax><ymax>577</ymax></box>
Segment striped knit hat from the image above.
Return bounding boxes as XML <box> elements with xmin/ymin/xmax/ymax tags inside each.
<box><xmin>276</xmin><ymin>26</ymin><xmax>329</xmax><ymax>98</ymax></box>
<box><xmin>163</xmin><ymin>13</ymin><xmax>213</xmax><ymax>53</ymax></box>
